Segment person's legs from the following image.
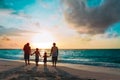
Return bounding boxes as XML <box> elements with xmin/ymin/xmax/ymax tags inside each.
<box><xmin>36</xmin><ymin>57</ymin><xmax>39</xmax><ymax>66</ymax></box>
<box><xmin>55</xmin><ymin>61</ymin><xmax>56</xmax><ymax>67</ymax></box>
<box><xmin>28</xmin><ymin>55</ymin><xmax>30</xmax><ymax>65</ymax></box>
<box><xmin>28</xmin><ymin>60</ymin><xmax>30</xmax><ymax>65</ymax></box>
<box><xmin>25</xmin><ymin>60</ymin><xmax>27</xmax><ymax>66</ymax></box>
<box><xmin>52</xmin><ymin>57</ymin><xmax>54</xmax><ymax>66</ymax></box>
<box><xmin>45</xmin><ymin>62</ymin><xmax>47</xmax><ymax>66</ymax></box>
<box><xmin>44</xmin><ymin>62</ymin><xmax>45</xmax><ymax>66</ymax></box>
<box><xmin>54</xmin><ymin>57</ymin><xmax>58</xmax><ymax>67</ymax></box>
<box><xmin>24</xmin><ymin>54</ymin><xmax>27</xmax><ymax>65</ymax></box>
<box><xmin>36</xmin><ymin>62</ymin><xmax>38</xmax><ymax>66</ymax></box>
<box><xmin>44</xmin><ymin>62</ymin><xmax>47</xmax><ymax>67</ymax></box>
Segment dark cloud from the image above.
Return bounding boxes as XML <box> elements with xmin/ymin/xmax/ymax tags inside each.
<box><xmin>0</xmin><ymin>25</ymin><xmax>4</xmax><ymax>28</ymax></box>
<box><xmin>62</xmin><ymin>0</ymin><xmax>120</xmax><ymax>34</ymax></box>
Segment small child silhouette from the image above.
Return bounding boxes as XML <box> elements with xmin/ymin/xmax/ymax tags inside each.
<box><xmin>43</xmin><ymin>52</ymin><xmax>49</xmax><ymax>67</ymax></box>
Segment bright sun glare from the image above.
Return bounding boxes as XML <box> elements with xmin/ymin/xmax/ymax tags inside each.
<box><xmin>31</xmin><ymin>31</ymin><xmax>55</xmax><ymax>49</ymax></box>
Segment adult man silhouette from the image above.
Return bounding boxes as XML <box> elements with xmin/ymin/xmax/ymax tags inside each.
<box><xmin>23</xmin><ymin>43</ymin><xmax>31</xmax><ymax>65</ymax></box>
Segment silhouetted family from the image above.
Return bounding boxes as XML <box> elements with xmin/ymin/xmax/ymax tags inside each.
<box><xmin>23</xmin><ymin>42</ymin><xmax>58</xmax><ymax>67</ymax></box>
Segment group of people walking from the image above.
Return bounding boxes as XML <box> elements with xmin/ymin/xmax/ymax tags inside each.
<box><xmin>23</xmin><ymin>42</ymin><xmax>58</xmax><ymax>67</ymax></box>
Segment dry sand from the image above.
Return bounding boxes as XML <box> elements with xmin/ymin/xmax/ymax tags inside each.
<box><xmin>0</xmin><ymin>59</ymin><xmax>120</xmax><ymax>80</ymax></box>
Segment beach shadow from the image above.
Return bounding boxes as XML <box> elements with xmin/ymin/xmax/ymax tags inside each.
<box><xmin>31</xmin><ymin>66</ymin><xmax>38</xmax><ymax>72</ymax></box>
<box><xmin>0</xmin><ymin>64</ymin><xmax>96</xmax><ymax>80</ymax></box>
<box><xmin>43</xmin><ymin>66</ymin><xmax>57</xmax><ymax>80</ymax></box>
<box><xmin>55</xmin><ymin>67</ymin><xmax>86</xmax><ymax>80</ymax></box>
<box><xmin>0</xmin><ymin>65</ymin><xmax>25</xmax><ymax>79</ymax></box>
<box><xmin>44</xmin><ymin>66</ymin><xmax>49</xmax><ymax>73</ymax></box>
<box><xmin>55</xmin><ymin>67</ymin><xmax>96</xmax><ymax>80</ymax></box>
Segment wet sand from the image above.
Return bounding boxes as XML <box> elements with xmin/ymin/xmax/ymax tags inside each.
<box><xmin>0</xmin><ymin>60</ymin><xmax>120</xmax><ymax>80</ymax></box>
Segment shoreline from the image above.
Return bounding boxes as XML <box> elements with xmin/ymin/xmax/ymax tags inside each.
<box><xmin>1</xmin><ymin>59</ymin><xmax>120</xmax><ymax>75</ymax></box>
<box><xmin>0</xmin><ymin>59</ymin><xmax>120</xmax><ymax>80</ymax></box>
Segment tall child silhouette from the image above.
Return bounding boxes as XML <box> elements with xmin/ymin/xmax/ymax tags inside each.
<box><xmin>32</xmin><ymin>48</ymin><xmax>41</xmax><ymax>66</ymax></box>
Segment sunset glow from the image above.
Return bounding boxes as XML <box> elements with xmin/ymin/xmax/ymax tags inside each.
<box><xmin>31</xmin><ymin>31</ymin><xmax>55</xmax><ymax>49</ymax></box>
<box><xmin>0</xmin><ymin>0</ymin><xmax>120</xmax><ymax>49</ymax></box>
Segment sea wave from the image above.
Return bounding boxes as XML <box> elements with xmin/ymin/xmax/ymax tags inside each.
<box><xmin>0</xmin><ymin>49</ymin><xmax>120</xmax><ymax>68</ymax></box>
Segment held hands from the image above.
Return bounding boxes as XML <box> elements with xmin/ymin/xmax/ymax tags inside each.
<box><xmin>30</xmin><ymin>53</ymin><xmax>34</xmax><ymax>56</ymax></box>
<box><xmin>39</xmin><ymin>55</ymin><xmax>42</xmax><ymax>57</ymax></box>
<box><xmin>49</xmin><ymin>53</ymin><xmax>52</xmax><ymax>57</ymax></box>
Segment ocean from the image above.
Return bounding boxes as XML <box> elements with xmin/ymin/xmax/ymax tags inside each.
<box><xmin>0</xmin><ymin>49</ymin><xmax>120</xmax><ymax>68</ymax></box>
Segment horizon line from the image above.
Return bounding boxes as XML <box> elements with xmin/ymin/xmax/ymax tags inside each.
<box><xmin>0</xmin><ymin>48</ymin><xmax>120</xmax><ymax>50</ymax></box>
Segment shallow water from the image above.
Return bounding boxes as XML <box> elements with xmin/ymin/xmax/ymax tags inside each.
<box><xmin>0</xmin><ymin>49</ymin><xmax>120</xmax><ymax>68</ymax></box>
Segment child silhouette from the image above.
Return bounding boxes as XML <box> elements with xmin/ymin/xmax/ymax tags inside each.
<box><xmin>43</xmin><ymin>52</ymin><xmax>49</xmax><ymax>67</ymax></box>
<box><xmin>31</xmin><ymin>48</ymin><xmax>41</xmax><ymax>66</ymax></box>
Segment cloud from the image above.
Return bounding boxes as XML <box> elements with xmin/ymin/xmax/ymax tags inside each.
<box><xmin>0</xmin><ymin>36</ymin><xmax>20</xmax><ymax>48</ymax></box>
<box><xmin>62</xmin><ymin>0</ymin><xmax>120</xmax><ymax>34</ymax></box>
<box><xmin>0</xmin><ymin>25</ymin><xmax>37</xmax><ymax>36</ymax></box>
<box><xmin>0</xmin><ymin>25</ymin><xmax>4</xmax><ymax>28</ymax></box>
<box><xmin>1</xmin><ymin>36</ymin><xmax>11</xmax><ymax>41</ymax></box>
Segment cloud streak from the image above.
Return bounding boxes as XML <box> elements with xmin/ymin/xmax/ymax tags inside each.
<box><xmin>1</xmin><ymin>36</ymin><xmax>11</xmax><ymax>41</ymax></box>
<box><xmin>0</xmin><ymin>25</ymin><xmax>37</xmax><ymax>36</ymax></box>
<box><xmin>62</xmin><ymin>0</ymin><xmax>120</xmax><ymax>34</ymax></box>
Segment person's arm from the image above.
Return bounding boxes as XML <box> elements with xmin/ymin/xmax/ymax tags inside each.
<box><xmin>57</xmin><ymin>47</ymin><xmax>58</xmax><ymax>56</ymax></box>
<box><xmin>47</xmin><ymin>53</ymin><xmax>51</xmax><ymax>57</ymax></box>
<box><xmin>39</xmin><ymin>52</ymin><xmax>41</xmax><ymax>57</ymax></box>
<box><xmin>46</xmin><ymin>53</ymin><xmax>49</xmax><ymax>57</ymax></box>
<box><xmin>31</xmin><ymin>51</ymin><xmax>35</xmax><ymax>56</ymax></box>
<box><xmin>23</xmin><ymin>45</ymin><xmax>25</xmax><ymax>51</ymax></box>
<box><xmin>29</xmin><ymin>47</ymin><xmax>31</xmax><ymax>54</ymax></box>
<box><xmin>39</xmin><ymin>52</ymin><xmax>42</xmax><ymax>57</ymax></box>
<box><xmin>50</xmin><ymin>47</ymin><xmax>53</xmax><ymax>56</ymax></box>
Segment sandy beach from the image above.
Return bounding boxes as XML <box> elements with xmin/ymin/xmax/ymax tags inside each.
<box><xmin>0</xmin><ymin>59</ymin><xmax>120</xmax><ymax>80</ymax></box>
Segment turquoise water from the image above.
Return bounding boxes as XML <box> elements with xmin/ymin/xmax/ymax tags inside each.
<box><xmin>0</xmin><ymin>49</ymin><xmax>120</xmax><ymax>68</ymax></box>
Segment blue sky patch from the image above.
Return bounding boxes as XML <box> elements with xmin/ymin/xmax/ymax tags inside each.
<box><xmin>86</xmin><ymin>0</ymin><xmax>104</xmax><ymax>8</ymax></box>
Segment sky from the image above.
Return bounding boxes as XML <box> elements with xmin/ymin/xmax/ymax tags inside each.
<box><xmin>0</xmin><ymin>0</ymin><xmax>120</xmax><ymax>49</ymax></box>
